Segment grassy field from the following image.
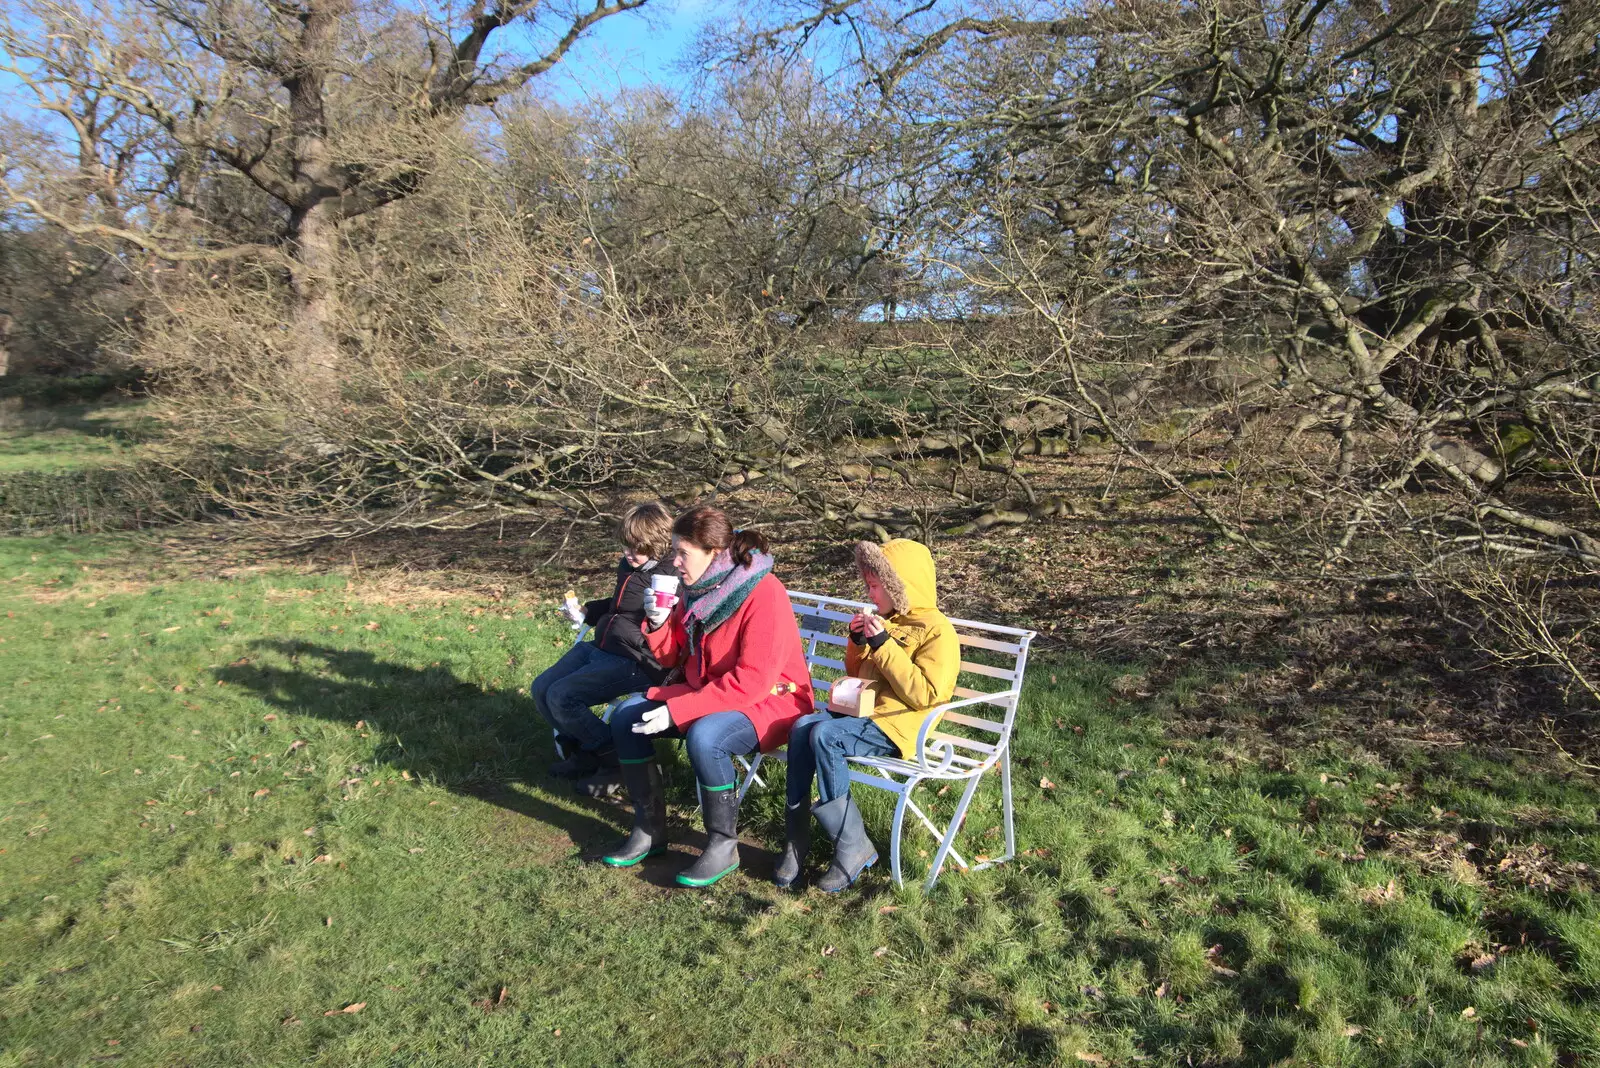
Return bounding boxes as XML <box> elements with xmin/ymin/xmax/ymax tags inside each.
<box><xmin>2</xmin><ymin>534</ymin><xmax>1598</xmax><ymax>1067</ymax></box>
<box><xmin>0</xmin><ymin>403</ymin><xmax>156</xmax><ymax>474</ymax></box>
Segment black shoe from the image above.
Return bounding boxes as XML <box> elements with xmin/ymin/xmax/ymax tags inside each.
<box><xmin>773</xmin><ymin>800</ymin><xmax>810</xmax><ymax>889</ymax></box>
<box><xmin>675</xmin><ymin>785</ymin><xmax>741</xmax><ymax>887</ymax></box>
<box><xmin>550</xmin><ymin>750</ymin><xmax>600</xmax><ymax>779</ymax></box>
<box><xmin>553</xmin><ymin>745</ymin><xmax>617</xmax><ymax>781</ymax></box>
<box><xmin>813</xmin><ymin>795</ymin><xmax>878</xmax><ymax>893</ymax></box>
<box><xmin>575</xmin><ymin>765</ymin><xmax>623</xmax><ymax>798</ymax></box>
<box><xmin>601</xmin><ymin>762</ymin><xmax>667</xmax><ymax>867</ymax></box>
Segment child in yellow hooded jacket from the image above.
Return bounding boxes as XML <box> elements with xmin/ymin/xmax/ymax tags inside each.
<box><xmin>775</xmin><ymin>539</ymin><xmax>960</xmax><ymax>892</ymax></box>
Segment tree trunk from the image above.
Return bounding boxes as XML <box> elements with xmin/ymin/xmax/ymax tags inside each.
<box><xmin>286</xmin><ymin>200</ymin><xmax>342</xmax><ymax>405</ymax></box>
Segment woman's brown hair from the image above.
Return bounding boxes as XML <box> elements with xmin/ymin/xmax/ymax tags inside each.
<box><xmin>673</xmin><ymin>505</ymin><xmax>771</xmax><ymax>567</ymax></box>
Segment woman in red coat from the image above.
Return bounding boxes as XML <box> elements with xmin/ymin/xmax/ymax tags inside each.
<box><xmin>601</xmin><ymin>506</ymin><xmax>812</xmax><ymax>887</ymax></box>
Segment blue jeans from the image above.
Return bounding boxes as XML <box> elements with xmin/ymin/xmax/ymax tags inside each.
<box><xmin>609</xmin><ymin>695</ymin><xmax>759</xmax><ymax>790</ymax></box>
<box><xmin>786</xmin><ymin>711</ymin><xmax>896</xmax><ymax>804</ymax></box>
<box><xmin>530</xmin><ymin>641</ymin><xmax>651</xmax><ymax>753</ymax></box>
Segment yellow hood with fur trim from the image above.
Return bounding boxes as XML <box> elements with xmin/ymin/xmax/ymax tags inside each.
<box><xmin>846</xmin><ymin>539</ymin><xmax>960</xmax><ymax>757</ymax></box>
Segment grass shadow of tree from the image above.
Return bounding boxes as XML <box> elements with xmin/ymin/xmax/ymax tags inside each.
<box><xmin>216</xmin><ymin>639</ymin><xmax>784</xmax><ymax>890</ymax></box>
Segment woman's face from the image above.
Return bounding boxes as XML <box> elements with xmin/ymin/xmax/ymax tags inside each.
<box><xmin>671</xmin><ymin>536</ymin><xmax>719</xmax><ymax>586</ymax></box>
<box><xmin>862</xmin><ymin>570</ymin><xmax>895</xmax><ymax>616</ymax></box>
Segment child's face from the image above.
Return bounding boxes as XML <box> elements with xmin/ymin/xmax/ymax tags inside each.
<box><xmin>862</xmin><ymin>571</ymin><xmax>895</xmax><ymax>616</ymax></box>
<box><xmin>623</xmin><ymin>544</ymin><xmax>652</xmax><ymax>568</ymax></box>
<box><xmin>670</xmin><ymin>536</ymin><xmax>718</xmax><ymax>586</ymax></box>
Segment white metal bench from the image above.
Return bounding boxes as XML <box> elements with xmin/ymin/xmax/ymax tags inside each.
<box><xmin>550</xmin><ymin>596</ymin><xmax>1037</xmax><ymax>890</ymax></box>
<box><xmin>741</xmin><ymin>591</ymin><xmax>1036</xmax><ymax>890</ymax></box>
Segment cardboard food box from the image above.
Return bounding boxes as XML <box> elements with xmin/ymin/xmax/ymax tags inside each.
<box><xmin>828</xmin><ymin>677</ymin><xmax>877</xmax><ymax>718</ymax></box>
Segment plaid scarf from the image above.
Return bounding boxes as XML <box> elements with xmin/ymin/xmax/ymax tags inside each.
<box><xmin>682</xmin><ymin>549</ymin><xmax>774</xmax><ymax>656</ymax></box>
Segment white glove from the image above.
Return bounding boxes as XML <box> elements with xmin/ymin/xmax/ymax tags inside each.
<box><xmin>642</xmin><ymin>595</ymin><xmax>677</xmax><ymax>629</ymax></box>
<box><xmin>631</xmin><ymin>703</ymin><xmax>672</xmax><ymax>734</ymax></box>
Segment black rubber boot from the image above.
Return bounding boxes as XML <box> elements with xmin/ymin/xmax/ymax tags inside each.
<box><xmin>813</xmin><ymin>794</ymin><xmax>878</xmax><ymax>893</ymax></box>
<box><xmin>772</xmin><ymin>800</ymin><xmax>810</xmax><ymax>889</ymax></box>
<box><xmin>675</xmin><ymin>785</ymin><xmax>741</xmax><ymax>887</ymax></box>
<box><xmin>601</xmin><ymin>762</ymin><xmax>667</xmax><ymax>867</ymax></box>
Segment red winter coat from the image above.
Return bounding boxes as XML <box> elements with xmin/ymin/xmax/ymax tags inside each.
<box><xmin>643</xmin><ymin>573</ymin><xmax>812</xmax><ymax>752</ymax></box>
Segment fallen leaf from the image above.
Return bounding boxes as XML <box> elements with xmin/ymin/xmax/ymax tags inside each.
<box><xmin>401</xmin><ymin>770</ymin><xmax>413</xmax><ymax>781</ymax></box>
<box><xmin>878</xmin><ymin>905</ymin><xmax>898</xmax><ymax>914</ymax></box>
<box><xmin>821</xmin><ymin>945</ymin><xmax>836</xmax><ymax>957</ymax></box>
<box><xmin>252</xmin><ymin>788</ymin><xmax>271</xmax><ymax>798</ymax></box>
<box><xmin>311</xmin><ymin>854</ymin><xmax>332</xmax><ymax>864</ymax></box>
<box><xmin>1461</xmin><ymin>1006</ymin><xmax>1476</xmax><ymax>1019</ymax></box>
<box><xmin>285</xmin><ymin>740</ymin><xmax>306</xmax><ymax>756</ymax></box>
<box><xmin>409</xmin><ymin>847</ymin><xmax>424</xmax><ymax>854</ymax></box>
<box><xmin>281</xmin><ymin>1015</ymin><xmax>301</xmax><ymax>1026</ymax></box>
<box><xmin>872</xmin><ymin>946</ymin><xmax>888</xmax><ymax>958</ymax></box>
<box><xmin>1343</xmin><ymin>1025</ymin><xmax>1363</xmax><ymax>1037</ymax></box>
<box><xmin>1075</xmin><ymin>1053</ymin><xmax>1108</xmax><ymax>1065</ymax></box>
<box><xmin>364</xmin><ymin>621</ymin><xmax>380</xmax><ymax>631</ymax></box>
<box><xmin>1153</xmin><ymin>982</ymin><xmax>1169</xmax><ymax>998</ymax></box>
<box><xmin>163</xmin><ymin>626</ymin><xmax>182</xmax><ymax>633</ymax></box>
<box><xmin>1040</xmin><ymin>777</ymin><xmax>1056</xmax><ymax>790</ymax></box>
<box><xmin>354</xmin><ymin>720</ymin><xmax>366</xmax><ymax>729</ymax></box>
<box><xmin>1469</xmin><ymin>952</ymin><xmax>1497</xmax><ymax>972</ymax></box>
<box><xmin>263</xmin><ymin>714</ymin><xmax>277</xmax><ymax>722</ymax></box>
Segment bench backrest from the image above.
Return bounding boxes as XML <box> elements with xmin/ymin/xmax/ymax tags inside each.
<box><xmin>786</xmin><ymin>590</ymin><xmax>1036</xmax><ymax>762</ymax></box>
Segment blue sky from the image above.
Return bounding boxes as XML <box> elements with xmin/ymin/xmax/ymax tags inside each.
<box><xmin>535</xmin><ymin>0</ymin><xmax>730</xmax><ymax>105</ymax></box>
<box><xmin>1</xmin><ymin>0</ymin><xmax>731</xmax><ymax>125</ymax></box>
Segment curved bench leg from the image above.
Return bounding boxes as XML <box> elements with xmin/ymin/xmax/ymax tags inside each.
<box><xmin>888</xmin><ymin>780</ymin><xmax>918</xmax><ymax>889</ymax></box>
<box><xmin>926</xmin><ymin>775</ymin><xmax>983</xmax><ymax>890</ymax></box>
<box><xmin>736</xmin><ymin>753</ymin><xmax>765</xmax><ymax>803</ymax></box>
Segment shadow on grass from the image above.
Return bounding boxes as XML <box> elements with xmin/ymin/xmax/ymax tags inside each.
<box><xmin>215</xmin><ymin>639</ymin><xmax>782</xmax><ymax>891</ymax></box>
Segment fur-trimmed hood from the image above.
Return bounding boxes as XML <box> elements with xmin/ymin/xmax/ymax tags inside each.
<box><xmin>854</xmin><ymin>538</ymin><xmax>938</xmax><ymax>617</ymax></box>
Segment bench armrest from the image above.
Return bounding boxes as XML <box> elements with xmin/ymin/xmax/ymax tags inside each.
<box><xmin>907</xmin><ymin>689</ymin><xmax>1021</xmax><ymax>774</ymax></box>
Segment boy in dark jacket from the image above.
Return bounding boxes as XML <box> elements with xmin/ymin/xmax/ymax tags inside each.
<box><xmin>532</xmin><ymin>502</ymin><xmax>677</xmax><ymax>782</ymax></box>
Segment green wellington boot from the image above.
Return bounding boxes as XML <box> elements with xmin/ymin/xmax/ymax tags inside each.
<box><xmin>601</xmin><ymin>761</ymin><xmax>667</xmax><ymax>867</ymax></box>
<box><xmin>675</xmin><ymin>785</ymin><xmax>741</xmax><ymax>887</ymax></box>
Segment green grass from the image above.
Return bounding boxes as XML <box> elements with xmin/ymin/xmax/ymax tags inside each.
<box><xmin>0</xmin><ymin>402</ymin><xmax>155</xmax><ymax>473</ymax></box>
<box><xmin>3</xmin><ymin>536</ymin><xmax>1598</xmax><ymax>1066</ymax></box>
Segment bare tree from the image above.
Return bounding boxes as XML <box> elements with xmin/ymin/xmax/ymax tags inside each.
<box><xmin>1</xmin><ymin>0</ymin><xmax>648</xmax><ymax>400</ymax></box>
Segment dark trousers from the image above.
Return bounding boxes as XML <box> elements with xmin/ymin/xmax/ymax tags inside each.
<box><xmin>530</xmin><ymin>641</ymin><xmax>650</xmax><ymax>753</ymax></box>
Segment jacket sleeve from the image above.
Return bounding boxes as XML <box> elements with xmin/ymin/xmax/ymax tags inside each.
<box><xmin>643</xmin><ymin>606</ymin><xmax>687</xmax><ymax>670</ymax></box>
<box><xmin>864</xmin><ymin>622</ymin><xmax>959</xmax><ymax>713</ymax></box>
<box><xmin>582</xmin><ymin>598</ymin><xmax>612</xmax><ymax>626</ymax></box>
<box><xmin>660</xmin><ymin>583</ymin><xmax>788</xmax><ymax>723</ymax></box>
<box><xmin>844</xmin><ymin>640</ymin><xmax>863</xmax><ymax>677</ymax></box>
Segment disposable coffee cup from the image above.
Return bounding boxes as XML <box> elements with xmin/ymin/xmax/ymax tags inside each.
<box><xmin>650</xmin><ymin>574</ymin><xmax>680</xmax><ymax>608</ymax></box>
